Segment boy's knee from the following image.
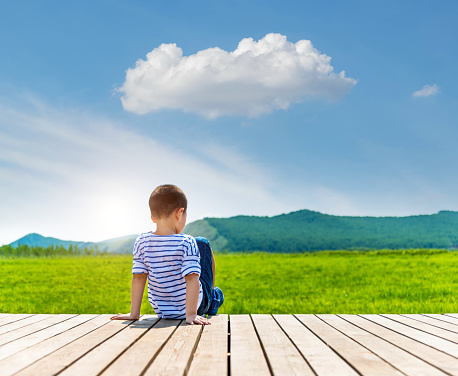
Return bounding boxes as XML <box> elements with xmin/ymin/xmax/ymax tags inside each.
<box><xmin>195</xmin><ymin>236</ymin><xmax>213</xmax><ymax>259</ymax></box>
<box><xmin>195</xmin><ymin>236</ymin><xmax>209</xmax><ymax>246</ymax></box>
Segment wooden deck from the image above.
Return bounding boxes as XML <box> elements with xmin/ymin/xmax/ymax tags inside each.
<box><xmin>0</xmin><ymin>313</ymin><xmax>458</xmax><ymax>375</ymax></box>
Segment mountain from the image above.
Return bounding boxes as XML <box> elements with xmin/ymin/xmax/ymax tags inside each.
<box><xmin>10</xmin><ymin>233</ymin><xmax>138</xmax><ymax>254</ymax></box>
<box><xmin>10</xmin><ymin>209</ymin><xmax>458</xmax><ymax>253</ymax></box>
<box><xmin>9</xmin><ymin>233</ymin><xmax>81</xmax><ymax>249</ymax></box>
<box><xmin>184</xmin><ymin>210</ymin><xmax>458</xmax><ymax>252</ymax></box>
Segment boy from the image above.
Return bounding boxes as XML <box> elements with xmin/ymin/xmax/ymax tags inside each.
<box><xmin>111</xmin><ymin>184</ymin><xmax>223</xmax><ymax>325</ymax></box>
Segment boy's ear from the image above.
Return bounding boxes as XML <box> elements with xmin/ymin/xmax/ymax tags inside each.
<box><xmin>151</xmin><ymin>214</ymin><xmax>157</xmax><ymax>223</ymax></box>
<box><xmin>176</xmin><ymin>208</ymin><xmax>185</xmax><ymax>219</ymax></box>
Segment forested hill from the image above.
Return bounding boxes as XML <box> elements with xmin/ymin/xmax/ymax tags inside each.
<box><xmin>184</xmin><ymin>210</ymin><xmax>458</xmax><ymax>252</ymax></box>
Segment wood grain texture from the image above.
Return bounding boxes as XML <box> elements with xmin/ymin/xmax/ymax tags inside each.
<box><xmin>3</xmin><ymin>313</ymin><xmax>458</xmax><ymax>376</ymax></box>
<box><xmin>361</xmin><ymin>314</ymin><xmax>458</xmax><ymax>359</ymax></box>
<box><xmin>229</xmin><ymin>314</ymin><xmax>270</xmax><ymax>376</ymax></box>
<box><xmin>16</xmin><ymin>318</ymin><xmax>134</xmax><ymax>376</ymax></box>
<box><xmin>386</xmin><ymin>314</ymin><xmax>458</xmax><ymax>343</ymax></box>
<box><xmin>296</xmin><ymin>314</ymin><xmax>404</xmax><ymax>376</ymax></box>
<box><xmin>319</xmin><ymin>314</ymin><xmax>447</xmax><ymax>376</ymax></box>
<box><xmin>251</xmin><ymin>314</ymin><xmax>314</xmax><ymax>376</ymax></box>
<box><xmin>0</xmin><ymin>314</ymin><xmax>53</xmax><ymax>338</ymax></box>
<box><xmin>341</xmin><ymin>314</ymin><xmax>458</xmax><ymax>376</ymax></box>
<box><xmin>101</xmin><ymin>318</ymin><xmax>179</xmax><ymax>376</ymax></box>
<box><xmin>143</xmin><ymin>321</ymin><xmax>202</xmax><ymax>376</ymax></box>
<box><xmin>59</xmin><ymin>315</ymin><xmax>158</xmax><ymax>376</ymax></box>
<box><xmin>0</xmin><ymin>315</ymin><xmax>105</xmax><ymax>376</ymax></box>
<box><xmin>423</xmin><ymin>314</ymin><xmax>458</xmax><ymax>327</ymax></box>
<box><xmin>187</xmin><ymin>315</ymin><xmax>228</xmax><ymax>376</ymax></box>
<box><xmin>0</xmin><ymin>314</ymin><xmax>33</xmax><ymax>327</ymax></box>
<box><xmin>0</xmin><ymin>314</ymin><xmax>78</xmax><ymax>361</ymax></box>
<box><xmin>405</xmin><ymin>314</ymin><xmax>458</xmax><ymax>333</ymax></box>
<box><xmin>274</xmin><ymin>314</ymin><xmax>358</xmax><ymax>376</ymax></box>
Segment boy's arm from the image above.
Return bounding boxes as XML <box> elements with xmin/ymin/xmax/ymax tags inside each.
<box><xmin>184</xmin><ymin>273</ymin><xmax>210</xmax><ymax>325</ymax></box>
<box><xmin>110</xmin><ymin>273</ymin><xmax>147</xmax><ymax>320</ymax></box>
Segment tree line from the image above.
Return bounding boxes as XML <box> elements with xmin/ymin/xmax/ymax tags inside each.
<box><xmin>0</xmin><ymin>243</ymin><xmax>109</xmax><ymax>258</ymax></box>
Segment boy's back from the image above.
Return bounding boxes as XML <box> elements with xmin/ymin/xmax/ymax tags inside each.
<box><xmin>132</xmin><ymin>232</ymin><xmax>203</xmax><ymax>319</ymax></box>
<box><xmin>111</xmin><ymin>184</ymin><xmax>222</xmax><ymax>325</ymax></box>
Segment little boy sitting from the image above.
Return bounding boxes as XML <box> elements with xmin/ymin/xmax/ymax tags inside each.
<box><xmin>111</xmin><ymin>184</ymin><xmax>224</xmax><ymax>325</ymax></box>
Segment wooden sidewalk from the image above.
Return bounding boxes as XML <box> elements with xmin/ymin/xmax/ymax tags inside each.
<box><xmin>1</xmin><ymin>313</ymin><xmax>458</xmax><ymax>375</ymax></box>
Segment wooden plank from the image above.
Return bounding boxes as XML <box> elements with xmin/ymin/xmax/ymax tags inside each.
<box><xmin>319</xmin><ymin>314</ymin><xmax>447</xmax><ymax>376</ymax></box>
<box><xmin>423</xmin><ymin>314</ymin><xmax>458</xmax><ymax>327</ymax></box>
<box><xmin>0</xmin><ymin>314</ymin><xmax>33</xmax><ymax>327</ymax></box>
<box><xmin>16</xmin><ymin>317</ymin><xmax>135</xmax><ymax>376</ymax></box>
<box><xmin>187</xmin><ymin>315</ymin><xmax>228</xmax><ymax>376</ymax></box>
<box><xmin>143</xmin><ymin>321</ymin><xmax>202</xmax><ymax>376</ymax></box>
<box><xmin>59</xmin><ymin>315</ymin><xmax>159</xmax><ymax>376</ymax></box>
<box><xmin>101</xmin><ymin>319</ymin><xmax>180</xmax><ymax>376</ymax></box>
<box><xmin>404</xmin><ymin>314</ymin><xmax>458</xmax><ymax>334</ymax></box>
<box><xmin>0</xmin><ymin>314</ymin><xmax>53</xmax><ymax>337</ymax></box>
<box><xmin>274</xmin><ymin>314</ymin><xmax>358</xmax><ymax>376</ymax></box>
<box><xmin>361</xmin><ymin>314</ymin><xmax>458</xmax><ymax>359</ymax></box>
<box><xmin>251</xmin><ymin>314</ymin><xmax>314</xmax><ymax>376</ymax></box>
<box><xmin>0</xmin><ymin>315</ymin><xmax>108</xmax><ymax>376</ymax></box>
<box><xmin>444</xmin><ymin>314</ymin><xmax>458</xmax><ymax>319</ymax></box>
<box><xmin>296</xmin><ymin>314</ymin><xmax>404</xmax><ymax>376</ymax></box>
<box><xmin>342</xmin><ymin>314</ymin><xmax>458</xmax><ymax>376</ymax></box>
<box><xmin>0</xmin><ymin>314</ymin><xmax>78</xmax><ymax>360</ymax></box>
<box><xmin>385</xmin><ymin>314</ymin><xmax>458</xmax><ymax>343</ymax></box>
<box><xmin>229</xmin><ymin>315</ymin><xmax>270</xmax><ymax>376</ymax></box>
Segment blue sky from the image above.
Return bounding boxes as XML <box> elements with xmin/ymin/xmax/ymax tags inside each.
<box><xmin>1</xmin><ymin>0</ymin><xmax>457</xmax><ymax>244</ymax></box>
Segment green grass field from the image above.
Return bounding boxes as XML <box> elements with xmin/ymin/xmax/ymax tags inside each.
<box><xmin>1</xmin><ymin>250</ymin><xmax>457</xmax><ymax>314</ymax></box>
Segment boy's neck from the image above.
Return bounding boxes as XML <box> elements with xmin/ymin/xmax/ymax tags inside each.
<box><xmin>153</xmin><ymin>222</ymin><xmax>180</xmax><ymax>236</ymax></box>
<box><xmin>151</xmin><ymin>208</ymin><xmax>186</xmax><ymax>236</ymax></box>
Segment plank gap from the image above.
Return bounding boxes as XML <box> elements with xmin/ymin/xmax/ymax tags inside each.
<box><xmin>271</xmin><ymin>315</ymin><xmax>318</xmax><ymax>376</ymax></box>
<box><xmin>307</xmin><ymin>315</ymin><xmax>405</xmax><ymax>376</ymax></box>
<box><xmin>227</xmin><ymin>316</ymin><xmax>231</xmax><ymax>376</ymax></box>
<box><xmin>293</xmin><ymin>315</ymin><xmax>364</xmax><ymax>376</ymax></box>
<box><xmin>249</xmin><ymin>315</ymin><xmax>274</xmax><ymax>376</ymax></box>
<box><xmin>96</xmin><ymin>317</ymin><xmax>161</xmax><ymax>376</ymax></box>
<box><xmin>51</xmin><ymin>318</ymin><xmax>137</xmax><ymax>376</ymax></box>
<box><xmin>184</xmin><ymin>324</ymin><xmax>204</xmax><ymax>376</ymax></box>
<box><xmin>138</xmin><ymin>320</ymin><xmax>182</xmax><ymax>376</ymax></box>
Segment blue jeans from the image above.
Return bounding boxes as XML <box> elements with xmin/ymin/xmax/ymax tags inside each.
<box><xmin>195</xmin><ymin>237</ymin><xmax>224</xmax><ymax>316</ymax></box>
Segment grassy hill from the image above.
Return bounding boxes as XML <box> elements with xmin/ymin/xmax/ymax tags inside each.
<box><xmin>185</xmin><ymin>210</ymin><xmax>458</xmax><ymax>252</ymax></box>
<box><xmin>9</xmin><ymin>233</ymin><xmax>81</xmax><ymax>249</ymax></box>
<box><xmin>9</xmin><ymin>233</ymin><xmax>138</xmax><ymax>254</ymax></box>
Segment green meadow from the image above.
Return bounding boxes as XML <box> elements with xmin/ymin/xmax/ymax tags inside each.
<box><xmin>1</xmin><ymin>250</ymin><xmax>457</xmax><ymax>314</ymax></box>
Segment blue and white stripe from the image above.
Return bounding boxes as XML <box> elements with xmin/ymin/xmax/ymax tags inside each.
<box><xmin>132</xmin><ymin>232</ymin><xmax>202</xmax><ymax>319</ymax></box>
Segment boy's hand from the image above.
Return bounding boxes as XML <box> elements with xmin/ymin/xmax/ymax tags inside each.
<box><xmin>186</xmin><ymin>313</ymin><xmax>211</xmax><ymax>325</ymax></box>
<box><xmin>110</xmin><ymin>313</ymin><xmax>140</xmax><ymax>321</ymax></box>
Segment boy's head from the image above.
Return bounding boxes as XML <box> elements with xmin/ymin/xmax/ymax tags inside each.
<box><xmin>149</xmin><ymin>184</ymin><xmax>188</xmax><ymax>220</ymax></box>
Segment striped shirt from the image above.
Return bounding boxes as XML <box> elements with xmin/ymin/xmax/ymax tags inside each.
<box><xmin>132</xmin><ymin>232</ymin><xmax>203</xmax><ymax>319</ymax></box>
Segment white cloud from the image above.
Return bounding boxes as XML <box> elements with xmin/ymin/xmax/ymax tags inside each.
<box><xmin>119</xmin><ymin>33</ymin><xmax>357</xmax><ymax>118</ymax></box>
<box><xmin>412</xmin><ymin>84</ymin><xmax>440</xmax><ymax>97</ymax></box>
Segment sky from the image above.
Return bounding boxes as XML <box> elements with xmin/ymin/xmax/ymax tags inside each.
<box><xmin>1</xmin><ymin>0</ymin><xmax>457</xmax><ymax>245</ymax></box>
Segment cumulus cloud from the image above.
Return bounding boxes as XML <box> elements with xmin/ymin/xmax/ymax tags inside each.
<box><xmin>119</xmin><ymin>33</ymin><xmax>357</xmax><ymax>118</ymax></box>
<box><xmin>412</xmin><ymin>84</ymin><xmax>440</xmax><ymax>97</ymax></box>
